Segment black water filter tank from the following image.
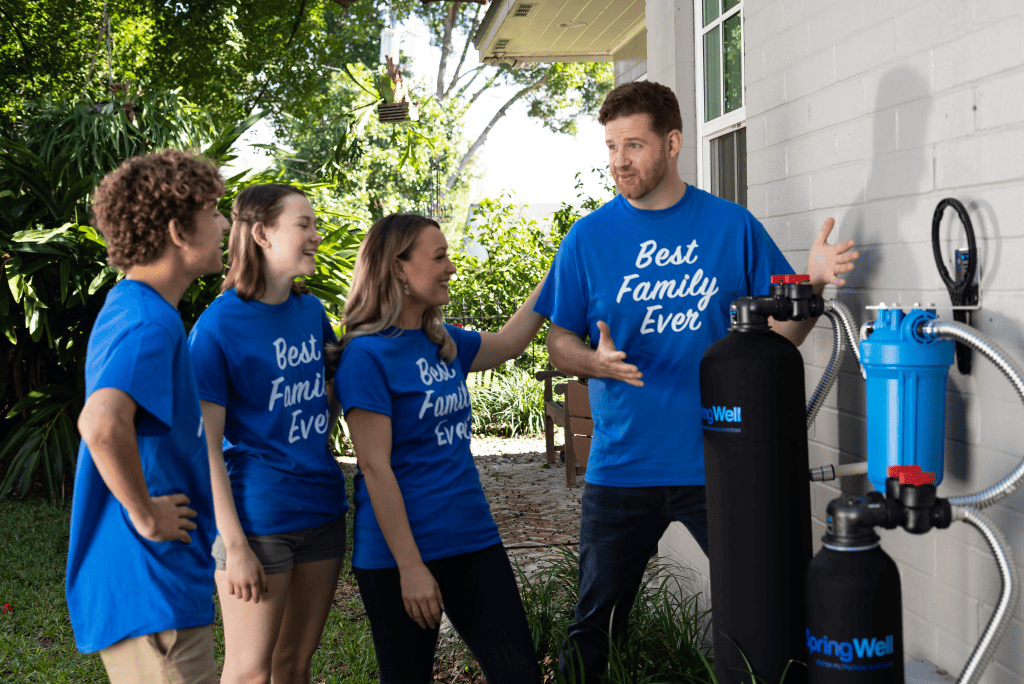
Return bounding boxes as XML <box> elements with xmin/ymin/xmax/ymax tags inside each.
<box><xmin>805</xmin><ymin>493</ymin><xmax>904</xmax><ymax>683</ymax></box>
<box><xmin>700</xmin><ymin>321</ymin><xmax>812</xmax><ymax>684</ymax></box>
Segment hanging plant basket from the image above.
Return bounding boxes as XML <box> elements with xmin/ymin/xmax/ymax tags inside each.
<box><xmin>377</xmin><ymin>101</ymin><xmax>410</xmax><ymax>123</ymax></box>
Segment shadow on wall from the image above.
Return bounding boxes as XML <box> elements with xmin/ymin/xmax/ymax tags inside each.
<box><xmin>835</xmin><ymin>66</ymin><xmax>931</xmax><ymax>497</ymax></box>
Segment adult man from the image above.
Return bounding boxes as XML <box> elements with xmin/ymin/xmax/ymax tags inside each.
<box><xmin>66</xmin><ymin>149</ymin><xmax>229</xmax><ymax>683</ymax></box>
<box><xmin>533</xmin><ymin>81</ymin><xmax>857</xmax><ymax>681</ymax></box>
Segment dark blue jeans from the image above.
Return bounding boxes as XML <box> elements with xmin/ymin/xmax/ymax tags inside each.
<box><xmin>560</xmin><ymin>483</ymin><xmax>709</xmax><ymax>683</ymax></box>
<box><xmin>354</xmin><ymin>543</ymin><xmax>540</xmax><ymax>684</ymax></box>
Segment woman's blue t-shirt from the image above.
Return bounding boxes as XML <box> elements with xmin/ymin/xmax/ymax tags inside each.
<box><xmin>336</xmin><ymin>324</ymin><xmax>500</xmax><ymax>570</ymax></box>
<box><xmin>66</xmin><ymin>280</ymin><xmax>216</xmax><ymax>653</ymax></box>
<box><xmin>188</xmin><ymin>289</ymin><xmax>347</xmax><ymax>535</ymax></box>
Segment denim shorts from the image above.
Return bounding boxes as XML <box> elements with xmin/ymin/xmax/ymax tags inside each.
<box><xmin>211</xmin><ymin>514</ymin><xmax>347</xmax><ymax>574</ymax></box>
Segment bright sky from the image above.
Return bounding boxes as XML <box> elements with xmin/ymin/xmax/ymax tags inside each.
<box><xmin>227</xmin><ymin>18</ymin><xmax>611</xmax><ymax>207</ymax></box>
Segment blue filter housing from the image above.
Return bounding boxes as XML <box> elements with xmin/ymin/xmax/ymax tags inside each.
<box><xmin>861</xmin><ymin>308</ymin><xmax>954</xmax><ymax>491</ymax></box>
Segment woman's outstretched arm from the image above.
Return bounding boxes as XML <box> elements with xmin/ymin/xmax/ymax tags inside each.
<box><xmin>470</xmin><ymin>272</ymin><xmax>548</xmax><ymax>372</ymax></box>
<box><xmin>346</xmin><ymin>408</ymin><xmax>444</xmax><ymax>629</ymax></box>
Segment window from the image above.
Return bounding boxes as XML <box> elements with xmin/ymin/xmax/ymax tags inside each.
<box><xmin>695</xmin><ymin>0</ymin><xmax>746</xmax><ymax>207</ymax></box>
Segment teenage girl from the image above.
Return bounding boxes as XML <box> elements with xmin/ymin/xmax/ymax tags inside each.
<box><xmin>189</xmin><ymin>184</ymin><xmax>347</xmax><ymax>684</ymax></box>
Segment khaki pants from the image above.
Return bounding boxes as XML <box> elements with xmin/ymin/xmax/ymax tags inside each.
<box><xmin>99</xmin><ymin>624</ymin><xmax>217</xmax><ymax>684</ymax></box>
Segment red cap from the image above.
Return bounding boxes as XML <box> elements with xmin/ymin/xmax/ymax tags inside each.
<box><xmin>770</xmin><ymin>275</ymin><xmax>785</xmax><ymax>284</ymax></box>
<box><xmin>887</xmin><ymin>465</ymin><xmax>936</xmax><ymax>486</ymax></box>
<box><xmin>782</xmin><ymin>274</ymin><xmax>811</xmax><ymax>283</ymax></box>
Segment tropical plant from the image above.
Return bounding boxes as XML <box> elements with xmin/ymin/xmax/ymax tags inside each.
<box><xmin>0</xmin><ymin>90</ymin><xmax>362</xmax><ymax>501</ymax></box>
<box><xmin>467</xmin><ymin>368</ymin><xmax>545</xmax><ymax>438</ymax></box>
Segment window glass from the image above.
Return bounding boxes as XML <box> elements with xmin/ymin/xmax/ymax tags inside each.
<box><xmin>710</xmin><ymin>128</ymin><xmax>747</xmax><ymax>207</ymax></box>
<box><xmin>704</xmin><ymin>26</ymin><xmax>721</xmax><ymax>122</ymax></box>
<box><xmin>703</xmin><ymin>0</ymin><xmax>720</xmax><ymax>27</ymax></box>
<box><xmin>723</xmin><ymin>12</ymin><xmax>743</xmax><ymax>113</ymax></box>
<box><xmin>724</xmin><ymin>0</ymin><xmax>740</xmax><ymax>11</ymax></box>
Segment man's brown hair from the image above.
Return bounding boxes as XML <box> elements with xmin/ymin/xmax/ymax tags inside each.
<box><xmin>91</xmin><ymin>149</ymin><xmax>224</xmax><ymax>271</ymax></box>
<box><xmin>597</xmin><ymin>81</ymin><xmax>683</xmax><ymax>138</ymax></box>
<box><xmin>222</xmin><ymin>183</ymin><xmax>310</xmax><ymax>301</ymax></box>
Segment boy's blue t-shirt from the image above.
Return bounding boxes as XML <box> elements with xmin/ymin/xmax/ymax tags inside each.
<box><xmin>188</xmin><ymin>289</ymin><xmax>347</xmax><ymax>535</ymax></box>
<box><xmin>66</xmin><ymin>279</ymin><xmax>215</xmax><ymax>654</ymax></box>
<box><xmin>336</xmin><ymin>324</ymin><xmax>500</xmax><ymax>570</ymax></box>
<box><xmin>534</xmin><ymin>187</ymin><xmax>794</xmax><ymax>487</ymax></box>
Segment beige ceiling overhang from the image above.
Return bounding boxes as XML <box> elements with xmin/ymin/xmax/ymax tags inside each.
<box><xmin>473</xmin><ymin>0</ymin><xmax>645</xmax><ymax>65</ymax></box>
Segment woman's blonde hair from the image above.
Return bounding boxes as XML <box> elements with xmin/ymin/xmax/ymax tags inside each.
<box><xmin>222</xmin><ymin>184</ymin><xmax>310</xmax><ymax>301</ymax></box>
<box><xmin>331</xmin><ymin>213</ymin><xmax>455</xmax><ymax>365</ymax></box>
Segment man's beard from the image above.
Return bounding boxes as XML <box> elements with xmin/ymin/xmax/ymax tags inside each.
<box><xmin>614</xmin><ymin>147</ymin><xmax>671</xmax><ymax>200</ymax></box>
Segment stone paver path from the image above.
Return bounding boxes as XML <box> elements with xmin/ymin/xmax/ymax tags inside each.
<box><xmin>471</xmin><ymin>435</ymin><xmax>584</xmax><ymax>574</ymax></box>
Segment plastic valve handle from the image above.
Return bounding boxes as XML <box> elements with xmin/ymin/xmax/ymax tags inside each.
<box><xmin>887</xmin><ymin>465</ymin><xmax>936</xmax><ymax>486</ymax></box>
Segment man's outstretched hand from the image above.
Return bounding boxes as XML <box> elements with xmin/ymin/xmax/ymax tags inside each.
<box><xmin>807</xmin><ymin>218</ymin><xmax>859</xmax><ymax>291</ymax></box>
<box><xmin>594</xmin><ymin>321</ymin><xmax>644</xmax><ymax>387</ymax></box>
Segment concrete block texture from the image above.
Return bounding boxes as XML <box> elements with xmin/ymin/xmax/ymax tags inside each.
<box><xmin>811</xmin><ymin>162</ymin><xmax>867</xmax><ymax>209</ymax></box>
<box><xmin>809</xmin><ymin>77</ymin><xmax>867</xmax><ymax>131</ymax></box>
<box><xmin>787</xmin><ymin>129</ymin><xmax>837</xmax><ymax>177</ymax></box>
<box><xmin>765</xmin><ymin>101</ymin><xmax>811</xmax><ymax>145</ymax></box>
<box><xmin>762</xmin><ymin>21</ymin><xmax>809</xmax><ymax>77</ymax></box>
<box><xmin>837</xmin><ymin>111</ymin><xmax>898</xmax><ymax>164</ymax></box>
<box><xmin>976</xmin><ymin>68</ymin><xmax>1024</xmax><ymax>131</ymax></box>
<box><xmin>935</xmin><ymin>129</ymin><xmax>1024</xmax><ymax>189</ymax></box>
<box><xmin>786</xmin><ymin>47</ymin><xmax>835</xmax><ymax>102</ymax></box>
<box><xmin>835</xmin><ymin>20</ymin><xmax>897</xmax><ymax>82</ymax></box>
<box><xmin>901</xmin><ymin>565</ymin><xmax>981</xmax><ymax>644</ymax></box>
<box><xmin>894</xmin><ymin>0</ymin><xmax>972</xmax><ymax>57</ymax></box>
<box><xmin>933</xmin><ymin>18</ymin><xmax>1024</xmax><ymax>94</ymax></box>
<box><xmin>807</xmin><ymin>1</ymin><xmax>865</xmax><ymax>56</ymax></box>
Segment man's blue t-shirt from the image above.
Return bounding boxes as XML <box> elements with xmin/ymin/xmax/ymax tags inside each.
<box><xmin>336</xmin><ymin>325</ymin><xmax>501</xmax><ymax>570</ymax></box>
<box><xmin>66</xmin><ymin>279</ymin><xmax>215</xmax><ymax>654</ymax></box>
<box><xmin>534</xmin><ymin>188</ymin><xmax>793</xmax><ymax>487</ymax></box>
<box><xmin>188</xmin><ymin>289</ymin><xmax>347</xmax><ymax>536</ymax></box>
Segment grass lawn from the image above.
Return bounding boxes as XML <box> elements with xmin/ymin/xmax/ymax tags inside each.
<box><xmin>0</xmin><ymin>475</ymin><xmax>383</xmax><ymax>684</ymax></box>
<box><xmin>1</xmin><ymin>470</ymin><xmax>714</xmax><ymax>684</ymax></box>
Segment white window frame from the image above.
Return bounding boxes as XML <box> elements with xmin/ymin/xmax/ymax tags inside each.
<box><xmin>694</xmin><ymin>0</ymin><xmax>745</xmax><ymax>193</ymax></box>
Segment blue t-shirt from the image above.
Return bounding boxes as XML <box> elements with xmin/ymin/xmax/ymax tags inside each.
<box><xmin>534</xmin><ymin>188</ymin><xmax>793</xmax><ymax>487</ymax></box>
<box><xmin>336</xmin><ymin>325</ymin><xmax>500</xmax><ymax>569</ymax></box>
<box><xmin>66</xmin><ymin>280</ymin><xmax>215</xmax><ymax>654</ymax></box>
<box><xmin>188</xmin><ymin>289</ymin><xmax>347</xmax><ymax>535</ymax></box>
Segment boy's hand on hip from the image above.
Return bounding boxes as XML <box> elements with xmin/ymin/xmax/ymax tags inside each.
<box><xmin>129</xmin><ymin>493</ymin><xmax>198</xmax><ymax>543</ymax></box>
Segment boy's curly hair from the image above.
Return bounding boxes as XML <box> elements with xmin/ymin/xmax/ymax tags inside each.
<box><xmin>91</xmin><ymin>149</ymin><xmax>224</xmax><ymax>271</ymax></box>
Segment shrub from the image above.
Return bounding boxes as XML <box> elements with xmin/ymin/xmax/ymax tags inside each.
<box><xmin>468</xmin><ymin>368</ymin><xmax>545</xmax><ymax>437</ymax></box>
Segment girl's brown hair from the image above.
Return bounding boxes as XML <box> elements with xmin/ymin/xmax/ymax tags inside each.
<box><xmin>330</xmin><ymin>213</ymin><xmax>455</xmax><ymax>365</ymax></box>
<box><xmin>222</xmin><ymin>183</ymin><xmax>310</xmax><ymax>301</ymax></box>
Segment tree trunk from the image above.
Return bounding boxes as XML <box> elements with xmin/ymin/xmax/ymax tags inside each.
<box><xmin>441</xmin><ymin>4</ymin><xmax>481</xmax><ymax>102</ymax></box>
<box><xmin>447</xmin><ymin>74</ymin><xmax>549</xmax><ymax>190</ymax></box>
<box><xmin>436</xmin><ymin>2</ymin><xmax>461</xmax><ymax>100</ymax></box>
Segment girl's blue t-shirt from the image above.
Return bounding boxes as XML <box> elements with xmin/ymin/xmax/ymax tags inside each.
<box><xmin>66</xmin><ymin>279</ymin><xmax>215</xmax><ymax>654</ymax></box>
<box><xmin>534</xmin><ymin>188</ymin><xmax>794</xmax><ymax>487</ymax></box>
<box><xmin>336</xmin><ymin>324</ymin><xmax>500</xmax><ymax>570</ymax></box>
<box><xmin>188</xmin><ymin>289</ymin><xmax>347</xmax><ymax>535</ymax></box>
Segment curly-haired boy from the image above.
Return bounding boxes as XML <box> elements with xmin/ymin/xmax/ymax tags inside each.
<box><xmin>66</xmin><ymin>148</ymin><xmax>228</xmax><ymax>683</ymax></box>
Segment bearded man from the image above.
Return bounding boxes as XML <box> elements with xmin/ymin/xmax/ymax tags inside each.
<box><xmin>533</xmin><ymin>80</ymin><xmax>859</xmax><ymax>683</ymax></box>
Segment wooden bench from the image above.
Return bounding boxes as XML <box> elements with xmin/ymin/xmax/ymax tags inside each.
<box><xmin>535</xmin><ymin>371</ymin><xmax>593</xmax><ymax>488</ymax></box>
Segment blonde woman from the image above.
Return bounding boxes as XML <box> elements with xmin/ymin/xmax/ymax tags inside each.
<box><xmin>333</xmin><ymin>213</ymin><xmax>545</xmax><ymax>684</ymax></box>
<box><xmin>188</xmin><ymin>184</ymin><xmax>347</xmax><ymax>684</ymax></box>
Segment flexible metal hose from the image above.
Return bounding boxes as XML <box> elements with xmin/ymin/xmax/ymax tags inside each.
<box><xmin>919</xmin><ymin>320</ymin><xmax>1024</xmax><ymax>509</ymax></box>
<box><xmin>952</xmin><ymin>507</ymin><xmax>1019</xmax><ymax>684</ymax></box>
<box><xmin>806</xmin><ymin>307</ymin><xmax>844</xmax><ymax>428</ymax></box>
<box><xmin>805</xmin><ymin>301</ymin><xmax>863</xmax><ymax>427</ymax></box>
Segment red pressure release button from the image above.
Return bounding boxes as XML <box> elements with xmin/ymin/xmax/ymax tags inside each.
<box><xmin>770</xmin><ymin>275</ymin><xmax>785</xmax><ymax>284</ymax></box>
<box><xmin>783</xmin><ymin>274</ymin><xmax>811</xmax><ymax>283</ymax></box>
<box><xmin>887</xmin><ymin>465</ymin><xmax>936</xmax><ymax>486</ymax></box>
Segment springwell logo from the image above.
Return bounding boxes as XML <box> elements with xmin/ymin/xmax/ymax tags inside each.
<box><xmin>700</xmin><ymin>405</ymin><xmax>741</xmax><ymax>425</ymax></box>
<box><xmin>806</xmin><ymin>629</ymin><xmax>895</xmax><ymax>664</ymax></box>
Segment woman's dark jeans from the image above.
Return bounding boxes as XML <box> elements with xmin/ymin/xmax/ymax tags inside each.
<box><xmin>560</xmin><ymin>482</ymin><xmax>709</xmax><ymax>683</ymax></box>
<box><xmin>354</xmin><ymin>542</ymin><xmax>540</xmax><ymax>684</ymax></box>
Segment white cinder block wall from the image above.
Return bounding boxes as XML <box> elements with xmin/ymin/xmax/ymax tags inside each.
<box><xmin>743</xmin><ymin>0</ymin><xmax>1024</xmax><ymax>681</ymax></box>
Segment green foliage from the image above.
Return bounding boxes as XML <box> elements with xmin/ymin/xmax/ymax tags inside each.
<box><xmin>0</xmin><ymin>0</ymin><xmax>388</xmax><ymax>131</ymax></box>
<box><xmin>0</xmin><ymin>90</ymin><xmax>360</xmax><ymax>501</ymax></box>
<box><xmin>468</xmin><ymin>369</ymin><xmax>545</xmax><ymax>438</ymax></box>
<box><xmin>518</xmin><ymin>545</ymin><xmax>716</xmax><ymax>684</ymax></box>
<box><xmin>448</xmin><ymin>192</ymin><xmax>558</xmax><ymax>324</ymax></box>
<box><xmin>280</xmin><ymin>63</ymin><xmax>471</xmax><ymax>225</ymax></box>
